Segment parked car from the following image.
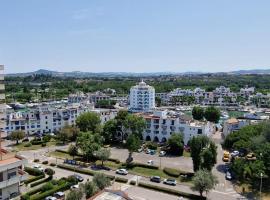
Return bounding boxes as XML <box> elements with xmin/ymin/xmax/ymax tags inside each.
<box><xmin>149</xmin><ymin>150</ymin><xmax>156</xmax><ymax>155</ymax></box>
<box><xmin>45</xmin><ymin>196</ymin><xmax>57</xmax><ymax>200</ymax></box>
<box><xmin>231</xmin><ymin>150</ymin><xmax>239</xmax><ymax>157</ymax></box>
<box><xmin>33</xmin><ymin>165</ymin><xmax>44</xmax><ymax>172</ymax></box>
<box><xmin>73</xmin><ymin>174</ymin><xmax>84</xmax><ymax>182</ymax></box>
<box><xmin>116</xmin><ymin>169</ymin><xmax>128</xmax><ymax>175</ymax></box>
<box><xmin>246</xmin><ymin>152</ymin><xmax>256</xmax><ymax>161</ymax></box>
<box><xmin>147</xmin><ymin>160</ymin><xmax>154</xmax><ymax>165</ymax></box>
<box><xmin>159</xmin><ymin>151</ymin><xmax>166</xmax><ymax>157</ymax></box>
<box><xmin>137</xmin><ymin>148</ymin><xmax>143</xmax><ymax>152</ymax></box>
<box><xmin>225</xmin><ymin>172</ymin><xmax>233</xmax><ymax>180</ymax></box>
<box><xmin>150</xmin><ymin>176</ymin><xmax>161</xmax><ymax>183</ymax></box>
<box><xmin>54</xmin><ymin>191</ymin><xmax>65</xmax><ymax>199</ymax></box>
<box><xmin>163</xmin><ymin>178</ymin><xmax>177</xmax><ymax>186</ymax></box>
<box><xmin>70</xmin><ymin>184</ymin><xmax>79</xmax><ymax>190</ymax></box>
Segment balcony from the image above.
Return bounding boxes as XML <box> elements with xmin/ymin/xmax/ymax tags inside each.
<box><xmin>0</xmin><ymin>172</ymin><xmax>28</xmax><ymax>189</ymax></box>
<box><xmin>170</xmin><ymin>126</ymin><xmax>176</xmax><ymax>131</ymax></box>
<box><xmin>161</xmin><ymin>131</ymin><xmax>167</xmax><ymax>135</ymax></box>
<box><xmin>161</xmin><ymin>125</ymin><xmax>167</xmax><ymax>129</ymax></box>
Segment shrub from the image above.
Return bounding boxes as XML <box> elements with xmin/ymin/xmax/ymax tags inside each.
<box><xmin>24</xmin><ymin>174</ymin><xmax>45</xmax><ymax>184</ymax></box>
<box><xmin>57</xmin><ymin>164</ymin><xmax>96</xmax><ymax>176</ymax></box>
<box><xmin>145</xmin><ymin>141</ymin><xmax>158</xmax><ymax>150</ymax></box>
<box><xmin>24</xmin><ymin>167</ymin><xmax>44</xmax><ymax>176</ymax></box>
<box><xmin>93</xmin><ymin>173</ymin><xmax>111</xmax><ymax>190</ymax></box>
<box><xmin>50</xmin><ymin>163</ymin><xmax>56</xmax><ymax>167</ymax></box>
<box><xmin>115</xmin><ymin>177</ymin><xmax>128</xmax><ymax>183</ymax></box>
<box><xmin>45</xmin><ymin>168</ymin><xmax>55</xmax><ymax>176</ymax></box>
<box><xmin>42</xmin><ymin>160</ymin><xmax>48</xmax><ymax>165</ymax></box>
<box><xmin>31</xmin><ymin>140</ymin><xmax>44</xmax><ymax>145</ymax></box>
<box><xmin>67</xmin><ymin>175</ymin><xmax>78</xmax><ymax>185</ymax></box>
<box><xmin>41</xmin><ymin>142</ymin><xmax>47</xmax><ymax>147</ymax></box>
<box><xmin>163</xmin><ymin>167</ymin><xmax>181</xmax><ymax>177</ymax></box>
<box><xmin>24</xmin><ymin>142</ymin><xmax>32</xmax><ymax>147</ymax></box>
<box><xmin>41</xmin><ymin>182</ymin><xmax>54</xmax><ymax>192</ymax></box>
<box><xmin>138</xmin><ymin>182</ymin><xmax>206</xmax><ymax>200</ymax></box>
<box><xmin>130</xmin><ymin>180</ymin><xmax>136</xmax><ymax>185</ymax></box>
<box><xmin>108</xmin><ymin>158</ymin><xmax>120</xmax><ymax>164</ymax></box>
<box><xmin>30</xmin><ymin>176</ymin><xmax>53</xmax><ymax>187</ymax></box>
<box><xmin>122</xmin><ymin>162</ymin><xmax>159</xmax><ymax>170</ymax></box>
<box><xmin>33</xmin><ymin>159</ymin><xmax>40</xmax><ymax>163</ymax></box>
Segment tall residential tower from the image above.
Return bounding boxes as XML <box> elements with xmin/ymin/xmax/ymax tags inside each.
<box><xmin>129</xmin><ymin>80</ymin><xmax>155</xmax><ymax>112</ymax></box>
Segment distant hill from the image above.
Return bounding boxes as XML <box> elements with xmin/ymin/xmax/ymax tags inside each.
<box><xmin>7</xmin><ymin>68</ymin><xmax>270</xmax><ymax>77</ymax></box>
<box><xmin>230</xmin><ymin>69</ymin><xmax>270</xmax><ymax>74</ymax></box>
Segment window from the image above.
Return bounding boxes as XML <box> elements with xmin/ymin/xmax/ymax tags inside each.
<box><xmin>45</xmin><ymin>116</ymin><xmax>48</xmax><ymax>119</ymax></box>
<box><xmin>198</xmin><ymin>129</ymin><xmax>202</xmax><ymax>134</ymax></box>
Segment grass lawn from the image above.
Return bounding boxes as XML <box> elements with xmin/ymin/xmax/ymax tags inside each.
<box><xmin>130</xmin><ymin>167</ymin><xmax>169</xmax><ymax>178</ymax></box>
<box><xmin>13</xmin><ymin>141</ymin><xmax>58</xmax><ymax>151</ymax></box>
<box><xmin>48</xmin><ymin>151</ymin><xmax>80</xmax><ymax>160</ymax></box>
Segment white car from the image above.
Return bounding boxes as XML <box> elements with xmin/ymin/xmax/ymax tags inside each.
<box><xmin>33</xmin><ymin>165</ymin><xmax>44</xmax><ymax>172</ymax></box>
<box><xmin>231</xmin><ymin>150</ymin><xmax>239</xmax><ymax>157</ymax></box>
<box><xmin>147</xmin><ymin>160</ymin><xmax>154</xmax><ymax>165</ymax></box>
<box><xmin>159</xmin><ymin>151</ymin><xmax>166</xmax><ymax>157</ymax></box>
<box><xmin>116</xmin><ymin>169</ymin><xmax>128</xmax><ymax>175</ymax></box>
<box><xmin>163</xmin><ymin>178</ymin><xmax>177</xmax><ymax>186</ymax></box>
<box><xmin>70</xmin><ymin>184</ymin><xmax>79</xmax><ymax>190</ymax></box>
<box><xmin>45</xmin><ymin>196</ymin><xmax>57</xmax><ymax>200</ymax></box>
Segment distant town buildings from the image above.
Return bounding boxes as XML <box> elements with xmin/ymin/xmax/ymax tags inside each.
<box><xmin>0</xmin><ymin>65</ymin><xmax>5</xmax><ymax>134</ymax></box>
<box><xmin>129</xmin><ymin>80</ymin><xmax>155</xmax><ymax>112</ymax></box>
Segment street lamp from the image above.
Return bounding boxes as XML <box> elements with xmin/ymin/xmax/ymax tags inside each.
<box><xmin>260</xmin><ymin>173</ymin><xmax>263</xmax><ymax>200</ymax></box>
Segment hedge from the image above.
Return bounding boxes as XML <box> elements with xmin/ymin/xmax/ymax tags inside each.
<box><xmin>30</xmin><ymin>176</ymin><xmax>53</xmax><ymax>187</ymax></box>
<box><xmin>115</xmin><ymin>177</ymin><xmax>128</xmax><ymax>183</ymax></box>
<box><xmin>138</xmin><ymin>182</ymin><xmax>206</xmax><ymax>200</ymax></box>
<box><xmin>163</xmin><ymin>167</ymin><xmax>181</xmax><ymax>177</ymax></box>
<box><xmin>108</xmin><ymin>158</ymin><xmax>120</xmax><ymax>164</ymax></box>
<box><xmin>24</xmin><ymin>167</ymin><xmax>44</xmax><ymax>176</ymax></box>
<box><xmin>21</xmin><ymin>185</ymin><xmax>43</xmax><ymax>199</ymax></box>
<box><xmin>31</xmin><ymin>140</ymin><xmax>44</xmax><ymax>145</ymax></box>
<box><xmin>122</xmin><ymin>162</ymin><xmax>159</xmax><ymax>170</ymax></box>
<box><xmin>30</xmin><ymin>182</ymin><xmax>71</xmax><ymax>200</ymax></box>
<box><xmin>129</xmin><ymin>180</ymin><xmax>136</xmax><ymax>185</ymax></box>
<box><xmin>57</xmin><ymin>164</ymin><xmax>115</xmax><ymax>180</ymax></box>
<box><xmin>24</xmin><ymin>174</ymin><xmax>45</xmax><ymax>185</ymax></box>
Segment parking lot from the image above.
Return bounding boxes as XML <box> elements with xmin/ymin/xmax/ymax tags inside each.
<box><xmin>110</xmin><ymin>147</ymin><xmax>193</xmax><ymax>172</ymax></box>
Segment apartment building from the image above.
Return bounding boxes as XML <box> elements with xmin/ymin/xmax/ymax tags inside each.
<box><xmin>138</xmin><ymin>110</ymin><xmax>215</xmax><ymax>144</ymax></box>
<box><xmin>129</xmin><ymin>80</ymin><xmax>155</xmax><ymax>112</ymax></box>
<box><xmin>0</xmin><ymin>149</ymin><xmax>28</xmax><ymax>200</ymax></box>
<box><xmin>5</xmin><ymin>102</ymin><xmax>117</xmax><ymax>136</ymax></box>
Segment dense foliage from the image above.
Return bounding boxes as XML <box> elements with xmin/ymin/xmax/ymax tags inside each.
<box><xmin>224</xmin><ymin>122</ymin><xmax>270</xmax><ymax>189</ymax></box>
<box><xmin>167</xmin><ymin>133</ymin><xmax>184</xmax><ymax>156</ymax></box>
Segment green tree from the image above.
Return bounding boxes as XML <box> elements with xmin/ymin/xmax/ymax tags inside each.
<box><xmin>66</xmin><ymin>189</ymin><xmax>83</xmax><ymax>200</ymax></box>
<box><xmin>84</xmin><ymin>181</ymin><xmax>98</xmax><ymax>198</ymax></box>
<box><xmin>76</xmin><ymin>132</ymin><xmax>104</xmax><ymax>161</ymax></box>
<box><xmin>68</xmin><ymin>144</ymin><xmax>78</xmax><ymax>160</ymax></box>
<box><xmin>192</xmin><ymin>169</ymin><xmax>218</xmax><ymax>197</ymax></box>
<box><xmin>102</xmin><ymin>119</ymin><xmax>117</xmax><ymax>143</ymax></box>
<box><xmin>204</xmin><ymin>106</ymin><xmax>220</xmax><ymax>123</ymax></box>
<box><xmin>92</xmin><ymin>173</ymin><xmax>111</xmax><ymax>190</ymax></box>
<box><xmin>10</xmin><ymin>130</ymin><xmax>25</xmax><ymax>144</ymax></box>
<box><xmin>96</xmin><ymin>148</ymin><xmax>111</xmax><ymax>166</ymax></box>
<box><xmin>114</xmin><ymin>110</ymin><xmax>129</xmax><ymax>141</ymax></box>
<box><xmin>124</xmin><ymin>115</ymin><xmax>146</xmax><ymax>139</ymax></box>
<box><xmin>155</xmin><ymin>97</ymin><xmax>162</xmax><ymax>107</ymax></box>
<box><xmin>126</xmin><ymin>134</ymin><xmax>141</xmax><ymax>163</ymax></box>
<box><xmin>76</xmin><ymin>112</ymin><xmax>101</xmax><ymax>132</ymax></box>
<box><xmin>190</xmin><ymin>135</ymin><xmax>217</xmax><ymax>171</ymax></box>
<box><xmin>192</xmin><ymin>106</ymin><xmax>204</xmax><ymax>120</ymax></box>
<box><xmin>167</xmin><ymin>133</ymin><xmax>184</xmax><ymax>156</ymax></box>
<box><xmin>58</xmin><ymin>125</ymin><xmax>73</xmax><ymax>144</ymax></box>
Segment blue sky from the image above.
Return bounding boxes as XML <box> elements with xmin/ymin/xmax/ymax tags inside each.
<box><xmin>1</xmin><ymin>0</ymin><xmax>270</xmax><ymax>73</ymax></box>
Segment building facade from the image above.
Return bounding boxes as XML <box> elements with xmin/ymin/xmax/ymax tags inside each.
<box><xmin>138</xmin><ymin>110</ymin><xmax>215</xmax><ymax>144</ymax></box>
<box><xmin>129</xmin><ymin>80</ymin><xmax>155</xmax><ymax>112</ymax></box>
<box><xmin>0</xmin><ymin>149</ymin><xmax>28</xmax><ymax>200</ymax></box>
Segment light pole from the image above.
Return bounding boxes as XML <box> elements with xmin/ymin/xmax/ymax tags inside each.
<box><xmin>260</xmin><ymin>172</ymin><xmax>263</xmax><ymax>200</ymax></box>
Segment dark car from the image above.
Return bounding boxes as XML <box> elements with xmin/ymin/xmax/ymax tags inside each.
<box><xmin>150</xmin><ymin>176</ymin><xmax>161</xmax><ymax>183</ymax></box>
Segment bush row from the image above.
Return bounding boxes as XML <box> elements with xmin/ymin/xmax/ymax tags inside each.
<box><xmin>163</xmin><ymin>167</ymin><xmax>194</xmax><ymax>178</ymax></box>
<box><xmin>30</xmin><ymin>176</ymin><xmax>53</xmax><ymax>187</ymax></box>
<box><xmin>21</xmin><ymin>185</ymin><xmax>43</xmax><ymax>199</ymax></box>
<box><xmin>129</xmin><ymin>180</ymin><xmax>136</xmax><ymax>185</ymax></box>
<box><xmin>108</xmin><ymin>158</ymin><xmax>120</xmax><ymax>164</ymax></box>
<box><xmin>138</xmin><ymin>182</ymin><xmax>206</xmax><ymax>200</ymax></box>
<box><xmin>122</xmin><ymin>162</ymin><xmax>159</xmax><ymax>170</ymax></box>
<box><xmin>115</xmin><ymin>177</ymin><xmax>128</xmax><ymax>183</ymax></box>
<box><xmin>30</xmin><ymin>182</ymin><xmax>71</xmax><ymax>200</ymax></box>
<box><xmin>57</xmin><ymin>164</ymin><xmax>115</xmax><ymax>180</ymax></box>
<box><xmin>24</xmin><ymin>174</ymin><xmax>45</xmax><ymax>185</ymax></box>
<box><xmin>24</xmin><ymin>167</ymin><xmax>44</xmax><ymax>176</ymax></box>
